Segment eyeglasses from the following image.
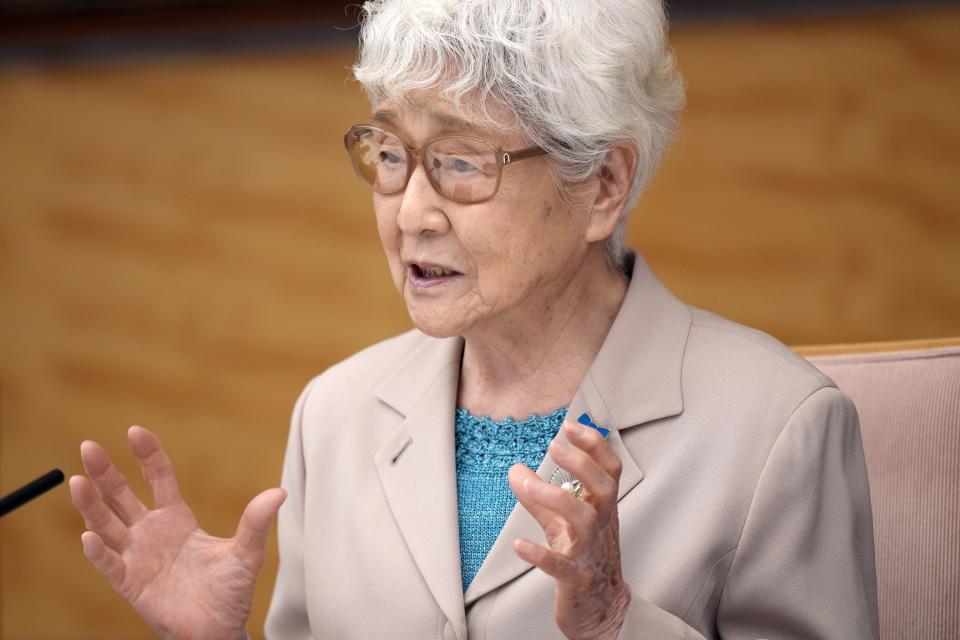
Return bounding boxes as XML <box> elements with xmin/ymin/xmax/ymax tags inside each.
<box><xmin>343</xmin><ymin>124</ymin><xmax>547</xmax><ymax>204</ymax></box>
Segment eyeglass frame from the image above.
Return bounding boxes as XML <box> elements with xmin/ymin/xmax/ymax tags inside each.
<box><xmin>343</xmin><ymin>124</ymin><xmax>548</xmax><ymax>204</ymax></box>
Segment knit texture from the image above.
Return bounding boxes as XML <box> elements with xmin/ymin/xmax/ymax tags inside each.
<box><xmin>454</xmin><ymin>407</ymin><xmax>567</xmax><ymax>592</ymax></box>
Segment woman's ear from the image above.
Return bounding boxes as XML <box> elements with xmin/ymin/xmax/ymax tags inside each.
<box><xmin>585</xmin><ymin>142</ymin><xmax>638</xmax><ymax>243</ymax></box>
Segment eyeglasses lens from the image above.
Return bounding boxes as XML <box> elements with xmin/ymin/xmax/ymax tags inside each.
<box><xmin>424</xmin><ymin>138</ymin><xmax>499</xmax><ymax>203</ymax></box>
<box><xmin>348</xmin><ymin>128</ymin><xmax>408</xmax><ymax>194</ymax></box>
<box><xmin>348</xmin><ymin>127</ymin><xmax>499</xmax><ymax>203</ymax></box>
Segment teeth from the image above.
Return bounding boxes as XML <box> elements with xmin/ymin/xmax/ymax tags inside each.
<box><xmin>420</xmin><ymin>266</ymin><xmax>454</xmax><ymax>278</ymax></box>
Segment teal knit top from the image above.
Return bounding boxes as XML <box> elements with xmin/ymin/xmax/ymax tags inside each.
<box><xmin>454</xmin><ymin>407</ymin><xmax>567</xmax><ymax>592</ymax></box>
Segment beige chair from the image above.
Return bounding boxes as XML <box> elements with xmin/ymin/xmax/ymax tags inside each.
<box><xmin>795</xmin><ymin>339</ymin><xmax>960</xmax><ymax>639</ymax></box>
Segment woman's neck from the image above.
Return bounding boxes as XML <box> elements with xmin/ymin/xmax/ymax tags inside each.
<box><xmin>457</xmin><ymin>250</ymin><xmax>628</xmax><ymax>421</ymax></box>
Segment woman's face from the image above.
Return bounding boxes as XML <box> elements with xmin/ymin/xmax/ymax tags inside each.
<box><xmin>371</xmin><ymin>93</ymin><xmax>593</xmax><ymax>339</ymax></box>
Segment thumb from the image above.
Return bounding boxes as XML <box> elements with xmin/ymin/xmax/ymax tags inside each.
<box><xmin>234</xmin><ymin>487</ymin><xmax>287</xmax><ymax>559</ymax></box>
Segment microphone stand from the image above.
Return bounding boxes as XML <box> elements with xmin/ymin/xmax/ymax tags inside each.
<box><xmin>0</xmin><ymin>469</ymin><xmax>65</xmax><ymax>517</ymax></box>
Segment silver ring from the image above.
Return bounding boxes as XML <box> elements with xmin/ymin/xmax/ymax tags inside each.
<box><xmin>560</xmin><ymin>480</ymin><xmax>584</xmax><ymax>501</ymax></box>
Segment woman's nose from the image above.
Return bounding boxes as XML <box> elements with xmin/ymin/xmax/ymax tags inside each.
<box><xmin>396</xmin><ymin>161</ymin><xmax>451</xmax><ymax>236</ymax></box>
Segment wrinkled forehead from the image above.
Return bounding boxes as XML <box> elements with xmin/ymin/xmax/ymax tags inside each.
<box><xmin>371</xmin><ymin>86</ymin><xmax>522</xmax><ymax>143</ymax></box>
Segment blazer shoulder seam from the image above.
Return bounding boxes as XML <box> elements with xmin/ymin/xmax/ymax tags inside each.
<box><xmin>690</xmin><ymin>317</ymin><xmax>831</xmax><ymax>384</ymax></box>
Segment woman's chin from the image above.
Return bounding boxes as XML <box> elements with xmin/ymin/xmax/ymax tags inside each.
<box><xmin>408</xmin><ymin>315</ymin><xmax>464</xmax><ymax>339</ymax></box>
<box><xmin>406</xmin><ymin>304</ymin><xmax>469</xmax><ymax>339</ymax></box>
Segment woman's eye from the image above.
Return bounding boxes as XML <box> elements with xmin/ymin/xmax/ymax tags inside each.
<box><xmin>449</xmin><ymin>157</ymin><xmax>479</xmax><ymax>173</ymax></box>
<box><xmin>379</xmin><ymin>149</ymin><xmax>405</xmax><ymax>165</ymax></box>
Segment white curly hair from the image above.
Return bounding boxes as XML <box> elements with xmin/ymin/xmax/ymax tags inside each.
<box><xmin>352</xmin><ymin>0</ymin><xmax>685</xmax><ymax>269</ymax></box>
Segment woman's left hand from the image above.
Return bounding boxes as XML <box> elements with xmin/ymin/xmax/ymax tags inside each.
<box><xmin>508</xmin><ymin>420</ymin><xmax>631</xmax><ymax>640</ymax></box>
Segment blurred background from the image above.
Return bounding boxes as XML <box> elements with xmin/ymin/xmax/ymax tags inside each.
<box><xmin>1</xmin><ymin>0</ymin><xmax>958</xmax><ymax>637</ymax></box>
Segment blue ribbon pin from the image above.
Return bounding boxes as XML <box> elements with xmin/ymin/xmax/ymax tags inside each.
<box><xmin>577</xmin><ymin>412</ymin><xmax>610</xmax><ymax>438</ymax></box>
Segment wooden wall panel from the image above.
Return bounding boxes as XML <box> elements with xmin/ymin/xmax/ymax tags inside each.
<box><xmin>638</xmin><ymin>8</ymin><xmax>960</xmax><ymax>346</ymax></box>
<box><xmin>1</xmin><ymin>6</ymin><xmax>958</xmax><ymax>638</ymax></box>
<box><xmin>0</xmin><ymin>50</ymin><xmax>400</xmax><ymax>640</ymax></box>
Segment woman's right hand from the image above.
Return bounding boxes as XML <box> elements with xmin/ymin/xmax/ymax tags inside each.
<box><xmin>69</xmin><ymin>426</ymin><xmax>286</xmax><ymax>640</ymax></box>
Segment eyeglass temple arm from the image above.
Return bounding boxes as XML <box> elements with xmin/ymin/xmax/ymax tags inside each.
<box><xmin>501</xmin><ymin>146</ymin><xmax>547</xmax><ymax>165</ymax></box>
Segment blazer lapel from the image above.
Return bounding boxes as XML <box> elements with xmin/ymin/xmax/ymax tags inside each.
<box><xmin>464</xmin><ymin>251</ymin><xmax>693</xmax><ymax>605</ymax></box>
<box><xmin>373</xmin><ymin>336</ymin><xmax>468</xmax><ymax>640</ymax></box>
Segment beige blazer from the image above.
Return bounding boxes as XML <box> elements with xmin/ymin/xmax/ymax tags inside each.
<box><xmin>264</xmin><ymin>251</ymin><xmax>879</xmax><ymax>639</ymax></box>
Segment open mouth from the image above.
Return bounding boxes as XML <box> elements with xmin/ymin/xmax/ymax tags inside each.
<box><xmin>413</xmin><ymin>264</ymin><xmax>459</xmax><ymax>278</ymax></box>
<box><xmin>409</xmin><ymin>263</ymin><xmax>462</xmax><ymax>287</ymax></box>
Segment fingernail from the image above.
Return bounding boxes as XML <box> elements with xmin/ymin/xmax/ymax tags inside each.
<box><xmin>552</xmin><ymin>439</ymin><xmax>568</xmax><ymax>454</ymax></box>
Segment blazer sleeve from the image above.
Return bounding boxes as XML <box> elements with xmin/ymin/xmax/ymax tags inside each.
<box><xmin>264</xmin><ymin>380</ymin><xmax>315</xmax><ymax>639</ymax></box>
<box><xmin>716</xmin><ymin>385</ymin><xmax>880</xmax><ymax>639</ymax></box>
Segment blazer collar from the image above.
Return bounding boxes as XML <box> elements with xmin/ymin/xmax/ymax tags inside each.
<box><xmin>584</xmin><ymin>250</ymin><xmax>690</xmax><ymax>428</ymax></box>
<box><xmin>372</xmin><ymin>250</ymin><xmax>692</xmax><ymax>623</ymax></box>
<box><xmin>372</xmin><ymin>337</ymin><xmax>467</xmax><ymax>638</ymax></box>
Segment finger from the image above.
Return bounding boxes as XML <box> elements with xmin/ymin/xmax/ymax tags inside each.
<box><xmin>80</xmin><ymin>440</ymin><xmax>148</xmax><ymax>525</ymax></box>
<box><xmin>127</xmin><ymin>426</ymin><xmax>182</xmax><ymax>508</ymax></box>
<box><xmin>507</xmin><ymin>464</ymin><xmax>558</xmax><ymax>525</ymax></box>
<box><xmin>513</xmin><ymin>537</ymin><xmax>577</xmax><ymax>582</ymax></box>
<box><xmin>234</xmin><ymin>488</ymin><xmax>287</xmax><ymax>561</ymax></box>
<box><xmin>508</xmin><ymin>464</ymin><xmax>595</xmax><ymax>538</ymax></box>
<box><xmin>548</xmin><ymin>438</ymin><xmax>618</xmax><ymax>519</ymax></box>
<box><xmin>81</xmin><ymin>531</ymin><xmax>126</xmax><ymax>591</ymax></box>
<box><xmin>563</xmin><ymin>420</ymin><xmax>623</xmax><ymax>480</ymax></box>
<box><xmin>69</xmin><ymin>475</ymin><xmax>130</xmax><ymax>551</ymax></box>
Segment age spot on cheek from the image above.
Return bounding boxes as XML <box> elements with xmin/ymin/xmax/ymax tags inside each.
<box><xmin>541</xmin><ymin>201</ymin><xmax>553</xmax><ymax>218</ymax></box>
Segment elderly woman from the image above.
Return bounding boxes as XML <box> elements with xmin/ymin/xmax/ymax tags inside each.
<box><xmin>68</xmin><ymin>1</ymin><xmax>879</xmax><ymax>638</ymax></box>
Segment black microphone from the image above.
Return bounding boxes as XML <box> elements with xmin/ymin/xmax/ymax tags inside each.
<box><xmin>0</xmin><ymin>469</ymin><xmax>65</xmax><ymax>517</ymax></box>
